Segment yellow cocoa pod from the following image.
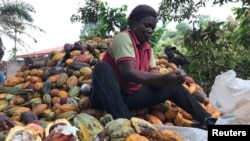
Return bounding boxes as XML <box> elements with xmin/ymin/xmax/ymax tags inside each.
<box><xmin>55</xmin><ymin>110</ymin><xmax>77</xmax><ymax>120</ymax></box>
<box><xmin>56</xmin><ymin>73</ymin><xmax>68</xmax><ymax>87</ymax></box>
<box><xmin>8</xmin><ymin>106</ymin><xmax>31</xmax><ymax>116</ymax></box>
<box><xmin>70</xmin><ymin>50</ymin><xmax>81</xmax><ymax>57</ymax></box>
<box><xmin>79</xmin><ymin>66</ymin><xmax>92</xmax><ymax>79</ymax></box>
<box><xmin>52</xmin><ymin>52</ymin><xmax>65</xmax><ymax>61</ymax></box>
<box><xmin>173</xmin><ymin>113</ymin><xmax>184</xmax><ymax>126</ymax></box>
<box><xmin>66</xmin><ymin>75</ymin><xmax>78</xmax><ymax>89</ymax></box>
<box><xmin>158</xmin><ymin>68</ymin><xmax>170</xmax><ymax>74</ymax></box>
<box><xmin>164</xmin><ymin>107</ymin><xmax>179</xmax><ymax>120</ymax></box>
<box><xmin>182</xmin><ymin>118</ymin><xmax>194</xmax><ymax>127</ymax></box>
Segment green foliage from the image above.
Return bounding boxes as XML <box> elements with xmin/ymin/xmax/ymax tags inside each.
<box><xmin>95</xmin><ymin>2</ymin><xmax>128</xmax><ymax>37</ymax></box>
<box><xmin>0</xmin><ymin>0</ymin><xmax>45</xmax><ymax>60</ymax></box>
<box><xmin>158</xmin><ymin>0</ymin><xmax>242</xmax><ymax>23</ymax></box>
<box><xmin>183</xmin><ymin>20</ymin><xmax>250</xmax><ymax>93</ymax></box>
<box><xmin>71</xmin><ymin>0</ymin><xmax>128</xmax><ymax>38</ymax></box>
<box><xmin>70</xmin><ymin>0</ymin><xmax>99</xmax><ymax>24</ymax></box>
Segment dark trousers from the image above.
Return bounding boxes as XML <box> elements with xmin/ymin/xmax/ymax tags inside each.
<box><xmin>90</xmin><ymin>62</ymin><xmax>211</xmax><ymax>124</ymax></box>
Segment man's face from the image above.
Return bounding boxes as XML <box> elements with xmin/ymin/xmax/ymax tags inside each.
<box><xmin>132</xmin><ymin>16</ymin><xmax>157</xmax><ymax>43</ymax></box>
<box><xmin>165</xmin><ymin>49</ymin><xmax>175</xmax><ymax>58</ymax></box>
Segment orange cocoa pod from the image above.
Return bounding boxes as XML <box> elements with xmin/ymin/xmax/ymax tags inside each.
<box><xmin>25</xmin><ymin>75</ymin><xmax>32</xmax><ymax>81</ymax></box>
<box><xmin>125</xmin><ymin>133</ymin><xmax>149</xmax><ymax>141</ymax></box>
<box><xmin>13</xmin><ymin>96</ymin><xmax>25</xmax><ymax>105</ymax></box>
<box><xmin>32</xmin><ymin>104</ymin><xmax>48</xmax><ymax>116</ymax></box>
<box><xmin>70</xmin><ymin>50</ymin><xmax>81</xmax><ymax>57</ymax></box>
<box><xmin>57</xmin><ymin>103</ymin><xmax>78</xmax><ymax>112</ymax></box>
<box><xmin>49</xmin><ymin>74</ymin><xmax>59</xmax><ymax>83</ymax></box>
<box><xmin>161</xmin><ymin>129</ymin><xmax>184</xmax><ymax>141</ymax></box>
<box><xmin>145</xmin><ymin>114</ymin><xmax>163</xmax><ymax>125</ymax></box>
<box><xmin>30</xmin><ymin>76</ymin><xmax>43</xmax><ymax>83</ymax></box>
<box><xmin>150</xmin><ymin>110</ymin><xmax>166</xmax><ymax>123</ymax></box>
<box><xmin>4</xmin><ymin>77</ymin><xmax>24</xmax><ymax>86</ymax></box>
<box><xmin>187</xmin><ymin>83</ymin><xmax>197</xmax><ymax>94</ymax></box>
<box><xmin>211</xmin><ymin>111</ymin><xmax>222</xmax><ymax>118</ymax></box>
<box><xmin>159</xmin><ymin>58</ymin><xmax>169</xmax><ymax>65</ymax></box>
<box><xmin>52</xmin><ymin>97</ymin><xmax>61</xmax><ymax>105</ymax></box>
<box><xmin>22</xmin><ymin>81</ymin><xmax>31</xmax><ymax>89</ymax></box>
<box><xmin>66</xmin><ymin>58</ymin><xmax>74</xmax><ymax>65</ymax></box>
<box><xmin>11</xmin><ymin>114</ymin><xmax>21</xmax><ymax>122</ymax></box>
<box><xmin>167</xmin><ymin>62</ymin><xmax>178</xmax><ymax>70</ymax></box>
<box><xmin>36</xmin><ymin>69</ymin><xmax>44</xmax><ymax>77</ymax></box>
<box><xmin>33</xmin><ymin>82</ymin><xmax>44</xmax><ymax>91</ymax></box>
<box><xmin>164</xmin><ymin>107</ymin><xmax>179</xmax><ymax>120</ymax></box>
<box><xmin>57</xmin><ymin>90</ymin><xmax>68</xmax><ymax>98</ymax></box>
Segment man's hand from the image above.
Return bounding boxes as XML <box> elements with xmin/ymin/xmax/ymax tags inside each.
<box><xmin>160</xmin><ymin>69</ymin><xmax>186</xmax><ymax>86</ymax></box>
<box><xmin>174</xmin><ymin>50</ymin><xmax>181</xmax><ymax>55</ymax></box>
<box><xmin>0</xmin><ymin>113</ymin><xmax>16</xmax><ymax>130</ymax></box>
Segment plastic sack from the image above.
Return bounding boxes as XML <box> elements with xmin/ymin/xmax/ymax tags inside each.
<box><xmin>209</xmin><ymin>69</ymin><xmax>250</xmax><ymax>124</ymax></box>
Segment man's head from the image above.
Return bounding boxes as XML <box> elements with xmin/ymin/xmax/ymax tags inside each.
<box><xmin>164</xmin><ymin>46</ymin><xmax>176</xmax><ymax>58</ymax></box>
<box><xmin>128</xmin><ymin>5</ymin><xmax>158</xmax><ymax>43</ymax></box>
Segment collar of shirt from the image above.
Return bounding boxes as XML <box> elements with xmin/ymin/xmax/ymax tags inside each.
<box><xmin>126</xmin><ymin>29</ymin><xmax>152</xmax><ymax>51</ymax></box>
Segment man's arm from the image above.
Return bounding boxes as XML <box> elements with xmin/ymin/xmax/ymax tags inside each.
<box><xmin>174</xmin><ymin>50</ymin><xmax>191</xmax><ymax>65</ymax></box>
<box><xmin>117</xmin><ymin>60</ymin><xmax>186</xmax><ymax>88</ymax></box>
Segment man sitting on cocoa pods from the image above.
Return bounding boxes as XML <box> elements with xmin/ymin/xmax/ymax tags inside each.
<box><xmin>164</xmin><ymin>45</ymin><xmax>191</xmax><ymax>68</ymax></box>
<box><xmin>90</xmin><ymin>4</ymin><xmax>216</xmax><ymax>127</ymax></box>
